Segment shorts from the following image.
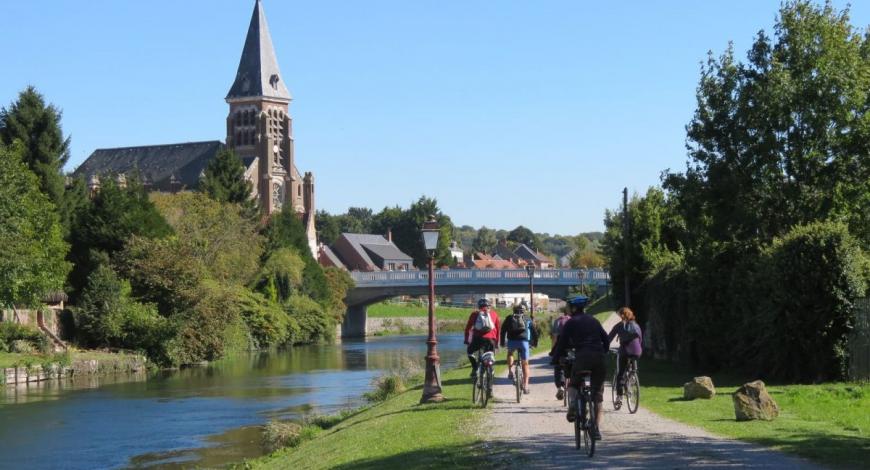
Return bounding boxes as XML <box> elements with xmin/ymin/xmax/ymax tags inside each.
<box><xmin>569</xmin><ymin>350</ymin><xmax>606</xmax><ymax>403</ymax></box>
<box><xmin>507</xmin><ymin>339</ymin><xmax>530</xmax><ymax>361</ymax></box>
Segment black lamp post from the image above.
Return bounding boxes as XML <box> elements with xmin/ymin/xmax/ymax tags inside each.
<box><xmin>525</xmin><ymin>264</ymin><xmax>536</xmax><ymax>318</ymax></box>
<box><xmin>420</xmin><ymin>219</ymin><xmax>444</xmax><ymax>403</ymax></box>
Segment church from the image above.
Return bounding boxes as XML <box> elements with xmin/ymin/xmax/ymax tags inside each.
<box><xmin>73</xmin><ymin>0</ymin><xmax>317</xmax><ymax>254</ymax></box>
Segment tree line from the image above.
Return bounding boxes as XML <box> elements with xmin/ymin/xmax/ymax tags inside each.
<box><xmin>602</xmin><ymin>1</ymin><xmax>869</xmax><ymax>383</ymax></box>
<box><xmin>0</xmin><ymin>87</ymin><xmax>352</xmax><ymax>365</ymax></box>
<box><xmin>318</xmin><ymin>207</ymin><xmax>605</xmax><ymax>268</ymax></box>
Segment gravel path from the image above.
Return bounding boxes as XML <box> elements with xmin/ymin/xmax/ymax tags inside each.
<box><xmin>482</xmin><ymin>314</ymin><xmax>820</xmax><ymax>469</ymax></box>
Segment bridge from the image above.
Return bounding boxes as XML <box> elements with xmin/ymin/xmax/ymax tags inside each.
<box><xmin>341</xmin><ymin>268</ymin><xmax>610</xmax><ymax>337</ymax></box>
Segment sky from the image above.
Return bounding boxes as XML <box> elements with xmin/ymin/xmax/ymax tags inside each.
<box><xmin>2</xmin><ymin>0</ymin><xmax>869</xmax><ymax>235</ymax></box>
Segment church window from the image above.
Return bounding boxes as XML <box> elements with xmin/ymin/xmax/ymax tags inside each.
<box><xmin>298</xmin><ymin>185</ymin><xmax>302</xmax><ymax>197</ymax></box>
<box><xmin>236</xmin><ymin>131</ymin><xmax>242</xmax><ymax>146</ymax></box>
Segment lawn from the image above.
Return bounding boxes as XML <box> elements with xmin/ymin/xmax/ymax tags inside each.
<box><xmin>0</xmin><ymin>352</ymin><xmax>49</xmax><ymax>368</ymax></box>
<box><xmin>367</xmin><ymin>302</ymin><xmax>472</xmax><ymax>321</ymax></box>
<box><xmin>638</xmin><ymin>358</ymin><xmax>869</xmax><ymax>468</ymax></box>
<box><xmin>246</xmin><ymin>364</ymin><xmax>492</xmax><ymax>469</ymax></box>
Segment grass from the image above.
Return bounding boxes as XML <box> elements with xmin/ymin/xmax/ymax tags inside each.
<box><xmin>0</xmin><ymin>349</ymin><xmax>141</xmax><ymax>369</ymax></box>
<box><xmin>587</xmin><ymin>292</ymin><xmax>617</xmax><ymax>323</ymax></box>
<box><xmin>244</xmin><ymin>365</ymin><xmax>493</xmax><ymax>469</ymax></box>
<box><xmin>367</xmin><ymin>302</ymin><xmax>472</xmax><ymax>320</ymax></box>
<box><xmin>637</xmin><ymin>358</ymin><xmax>869</xmax><ymax>468</ymax></box>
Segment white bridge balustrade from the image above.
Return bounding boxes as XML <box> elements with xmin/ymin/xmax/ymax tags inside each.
<box><xmin>340</xmin><ymin>268</ymin><xmax>610</xmax><ymax>338</ymax></box>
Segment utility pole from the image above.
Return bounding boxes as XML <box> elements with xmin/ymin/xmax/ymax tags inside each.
<box><xmin>623</xmin><ymin>187</ymin><xmax>631</xmax><ymax>308</ymax></box>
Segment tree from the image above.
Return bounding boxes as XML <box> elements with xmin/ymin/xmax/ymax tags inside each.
<box><xmin>507</xmin><ymin>225</ymin><xmax>541</xmax><ymax>251</ymax></box>
<box><xmin>0</xmin><ymin>144</ymin><xmax>70</xmax><ymax>307</ymax></box>
<box><xmin>315</xmin><ymin>210</ymin><xmax>341</xmax><ymax>245</ymax></box>
<box><xmin>263</xmin><ymin>206</ymin><xmax>330</xmax><ymax>303</ymax></box>
<box><xmin>67</xmin><ymin>178</ymin><xmax>172</xmax><ymax>300</ymax></box>
<box><xmin>472</xmin><ymin>226</ymin><xmax>497</xmax><ymax>254</ymax></box>
<box><xmin>199</xmin><ymin>148</ymin><xmax>256</xmax><ymax>212</ymax></box>
<box><xmin>0</xmin><ymin>87</ymin><xmax>70</xmax><ymax>210</ymax></box>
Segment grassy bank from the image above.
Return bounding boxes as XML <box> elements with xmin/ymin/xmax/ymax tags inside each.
<box><xmin>245</xmin><ymin>364</ymin><xmax>492</xmax><ymax>469</ymax></box>
<box><xmin>0</xmin><ymin>349</ymin><xmax>145</xmax><ymax>370</ymax></box>
<box><xmin>367</xmin><ymin>302</ymin><xmax>471</xmax><ymax>320</ymax></box>
<box><xmin>638</xmin><ymin>358</ymin><xmax>869</xmax><ymax>468</ymax></box>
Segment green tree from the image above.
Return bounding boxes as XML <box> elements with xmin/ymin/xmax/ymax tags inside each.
<box><xmin>472</xmin><ymin>226</ymin><xmax>497</xmax><ymax>254</ymax></box>
<box><xmin>67</xmin><ymin>178</ymin><xmax>172</xmax><ymax>300</ymax></box>
<box><xmin>315</xmin><ymin>210</ymin><xmax>341</xmax><ymax>245</ymax></box>
<box><xmin>263</xmin><ymin>206</ymin><xmax>330</xmax><ymax>303</ymax></box>
<box><xmin>507</xmin><ymin>225</ymin><xmax>541</xmax><ymax>251</ymax></box>
<box><xmin>0</xmin><ymin>87</ymin><xmax>70</xmax><ymax>210</ymax></box>
<box><xmin>199</xmin><ymin>148</ymin><xmax>255</xmax><ymax>211</ymax></box>
<box><xmin>0</xmin><ymin>144</ymin><xmax>70</xmax><ymax>307</ymax></box>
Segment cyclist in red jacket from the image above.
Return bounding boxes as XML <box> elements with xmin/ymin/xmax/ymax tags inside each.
<box><xmin>464</xmin><ymin>298</ymin><xmax>501</xmax><ymax>377</ymax></box>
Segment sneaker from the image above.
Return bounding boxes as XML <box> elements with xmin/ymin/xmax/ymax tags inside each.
<box><xmin>592</xmin><ymin>429</ymin><xmax>602</xmax><ymax>441</ymax></box>
<box><xmin>566</xmin><ymin>407</ymin><xmax>576</xmax><ymax>422</ymax></box>
<box><xmin>556</xmin><ymin>387</ymin><xmax>565</xmax><ymax>401</ymax></box>
<box><xmin>523</xmin><ymin>387</ymin><xmax>530</xmax><ymax>395</ymax></box>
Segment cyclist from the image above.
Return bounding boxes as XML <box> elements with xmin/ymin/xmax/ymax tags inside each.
<box><xmin>464</xmin><ymin>298</ymin><xmax>501</xmax><ymax>378</ymax></box>
<box><xmin>500</xmin><ymin>302</ymin><xmax>536</xmax><ymax>394</ymax></box>
<box><xmin>607</xmin><ymin>306</ymin><xmax>643</xmax><ymax>405</ymax></box>
<box><xmin>549</xmin><ymin>306</ymin><xmax>572</xmax><ymax>401</ymax></box>
<box><xmin>551</xmin><ymin>295</ymin><xmax>608</xmax><ymax>440</ymax></box>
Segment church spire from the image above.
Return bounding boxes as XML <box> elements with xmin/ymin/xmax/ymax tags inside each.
<box><xmin>226</xmin><ymin>0</ymin><xmax>291</xmax><ymax>102</ymax></box>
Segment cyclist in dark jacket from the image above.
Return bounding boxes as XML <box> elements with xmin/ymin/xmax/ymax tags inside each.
<box><xmin>551</xmin><ymin>295</ymin><xmax>608</xmax><ymax>440</ymax></box>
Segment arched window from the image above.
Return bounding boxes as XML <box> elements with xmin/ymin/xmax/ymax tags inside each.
<box><xmin>236</xmin><ymin>131</ymin><xmax>242</xmax><ymax>146</ymax></box>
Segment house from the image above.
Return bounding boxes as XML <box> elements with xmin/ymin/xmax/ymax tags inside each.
<box><xmin>493</xmin><ymin>239</ymin><xmax>518</xmax><ymax>263</ymax></box>
<box><xmin>317</xmin><ymin>244</ymin><xmax>344</xmax><ymax>270</ymax></box>
<box><xmin>513</xmin><ymin>243</ymin><xmax>554</xmax><ymax>269</ymax></box>
<box><xmin>559</xmin><ymin>249</ymin><xmax>576</xmax><ymax>268</ymax></box>
<box><xmin>471</xmin><ymin>253</ymin><xmax>518</xmax><ymax>270</ymax></box>
<box><xmin>329</xmin><ymin>233</ymin><xmax>414</xmax><ymax>271</ymax></box>
<box><xmin>448</xmin><ymin>241</ymin><xmax>464</xmax><ymax>264</ymax></box>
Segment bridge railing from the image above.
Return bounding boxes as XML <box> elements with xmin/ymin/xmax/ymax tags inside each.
<box><xmin>349</xmin><ymin>268</ymin><xmax>610</xmax><ymax>286</ymax></box>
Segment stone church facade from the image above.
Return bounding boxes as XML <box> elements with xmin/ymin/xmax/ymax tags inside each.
<box><xmin>73</xmin><ymin>0</ymin><xmax>317</xmax><ymax>255</ymax></box>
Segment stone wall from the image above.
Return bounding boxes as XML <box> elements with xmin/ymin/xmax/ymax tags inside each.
<box><xmin>1</xmin><ymin>355</ymin><xmax>147</xmax><ymax>387</ymax></box>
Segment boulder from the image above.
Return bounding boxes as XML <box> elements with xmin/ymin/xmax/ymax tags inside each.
<box><xmin>732</xmin><ymin>380</ymin><xmax>779</xmax><ymax>421</ymax></box>
<box><xmin>683</xmin><ymin>376</ymin><xmax>716</xmax><ymax>399</ymax></box>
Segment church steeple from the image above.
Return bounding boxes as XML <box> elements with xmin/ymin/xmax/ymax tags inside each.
<box><xmin>226</xmin><ymin>0</ymin><xmax>291</xmax><ymax>102</ymax></box>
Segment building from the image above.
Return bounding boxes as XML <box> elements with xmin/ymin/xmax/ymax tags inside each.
<box><xmin>513</xmin><ymin>243</ymin><xmax>554</xmax><ymax>269</ymax></box>
<box><xmin>328</xmin><ymin>233</ymin><xmax>414</xmax><ymax>272</ymax></box>
<box><xmin>72</xmin><ymin>0</ymin><xmax>317</xmax><ymax>255</ymax></box>
<box><xmin>448</xmin><ymin>241</ymin><xmax>464</xmax><ymax>264</ymax></box>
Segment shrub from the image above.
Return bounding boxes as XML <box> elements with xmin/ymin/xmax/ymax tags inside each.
<box><xmin>364</xmin><ymin>374</ymin><xmax>406</xmax><ymax>402</ymax></box>
<box><xmin>261</xmin><ymin>421</ymin><xmax>302</xmax><ymax>453</ymax></box>
<box><xmin>285</xmin><ymin>295</ymin><xmax>334</xmax><ymax>344</ymax></box>
<box><xmin>755</xmin><ymin>221</ymin><xmax>868</xmax><ymax>382</ymax></box>
<box><xmin>0</xmin><ymin>322</ymin><xmax>50</xmax><ymax>354</ymax></box>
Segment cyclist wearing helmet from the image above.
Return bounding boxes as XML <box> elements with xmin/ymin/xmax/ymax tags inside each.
<box><xmin>464</xmin><ymin>298</ymin><xmax>501</xmax><ymax>377</ymax></box>
<box><xmin>551</xmin><ymin>295</ymin><xmax>608</xmax><ymax>440</ymax></box>
<box><xmin>500</xmin><ymin>302</ymin><xmax>537</xmax><ymax>394</ymax></box>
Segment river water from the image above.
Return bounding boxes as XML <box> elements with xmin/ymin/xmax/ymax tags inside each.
<box><xmin>0</xmin><ymin>333</ymin><xmax>467</xmax><ymax>469</ymax></box>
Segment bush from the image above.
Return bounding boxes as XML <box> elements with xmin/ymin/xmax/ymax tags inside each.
<box><xmin>261</xmin><ymin>421</ymin><xmax>320</xmax><ymax>453</ymax></box>
<box><xmin>755</xmin><ymin>221</ymin><xmax>868</xmax><ymax>382</ymax></box>
<box><xmin>0</xmin><ymin>322</ymin><xmax>50</xmax><ymax>354</ymax></box>
<box><xmin>364</xmin><ymin>374</ymin><xmax>406</xmax><ymax>402</ymax></box>
<box><xmin>285</xmin><ymin>295</ymin><xmax>334</xmax><ymax>344</ymax></box>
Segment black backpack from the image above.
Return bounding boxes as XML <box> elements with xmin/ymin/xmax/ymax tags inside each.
<box><xmin>509</xmin><ymin>312</ymin><xmax>527</xmax><ymax>337</ymax></box>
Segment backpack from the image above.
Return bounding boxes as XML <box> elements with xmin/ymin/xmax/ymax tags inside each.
<box><xmin>474</xmin><ymin>310</ymin><xmax>494</xmax><ymax>333</ymax></box>
<box><xmin>509</xmin><ymin>313</ymin><xmax>527</xmax><ymax>337</ymax></box>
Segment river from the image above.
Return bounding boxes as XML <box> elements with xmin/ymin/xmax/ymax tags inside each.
<box><xmin>0</xmin><ymin>333</ymin><xmax>468</xmax><ymax>469</ymax></box>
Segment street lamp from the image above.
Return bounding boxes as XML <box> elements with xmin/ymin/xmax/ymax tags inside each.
<box><xmin>420</xmin><ymin>219</ymin><xmax>444</xmax><ymax>403</ymax></box>
<box><xmin>525</xmin><ymin>264</ymin><xmax>536</xmax><ymax>318</ymax></box>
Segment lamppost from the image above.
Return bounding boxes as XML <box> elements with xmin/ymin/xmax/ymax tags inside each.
<box><xmin>525</xmin><ymin>264</ymin><xmax>536</xmax><ymax>318</ymax></box>
<box><xmin>420</xmin><ymin>219</ymin><xmax>444</xmax><ymax>403</ymax></box>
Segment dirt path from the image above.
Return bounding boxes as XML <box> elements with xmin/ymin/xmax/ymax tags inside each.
<box><xmin>483</xmin><ymin>314</ymin><xmax>820</xmax><ymax>469</ymax></box>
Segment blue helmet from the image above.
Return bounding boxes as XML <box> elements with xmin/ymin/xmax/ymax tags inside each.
<box><xmin>567</xmin><ymin>295</ymin><xmax>589</xmax><ymax>308</ymax></box>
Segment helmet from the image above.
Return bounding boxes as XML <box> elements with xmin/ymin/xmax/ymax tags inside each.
<box><xmin>477</xmin><ymin>298</ymin><xmax>491</xmax><ymax>308</ymax></box>
<box><xmin>513</xmin><ymin>303</ymin><xmax>528</xmax><ymax>314</ymax></box>
<box><xmin>567</xmin><ymin>295</ymin><xmax>589</xmax><ymax>308</ymax></box>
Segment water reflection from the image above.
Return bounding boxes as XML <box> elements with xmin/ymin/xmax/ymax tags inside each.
<box><xmin>0</xmin><ymin>334</ymin><xmax>466</xmax><ymax>470</ymax></box>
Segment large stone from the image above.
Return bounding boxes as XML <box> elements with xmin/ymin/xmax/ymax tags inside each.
<box><xmin>683</xmin><ymin>376</ymin><xmax>716</xmax><ymax>399</ymax></box>
<box><xmin>733</xmin><ymin>380</ymin><xmax>779</xmax><ymax>421</ymax></box>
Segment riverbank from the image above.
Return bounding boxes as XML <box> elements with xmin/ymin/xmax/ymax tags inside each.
<box><xmin>244</xmin><ymin>363</ymin><xmax>491</xmax><ymax>469</ymax></box>
<box><xmin>0</xmin><ymin>350</ymin><xmax>147</xmax><ymax>386</ymax></box>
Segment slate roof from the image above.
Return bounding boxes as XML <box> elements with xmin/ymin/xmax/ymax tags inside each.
<box><xmin>318</xmin><ymin>244</ymin><xmax>345</xmax><ymax>269</ymax></box>
<box><xmin>73</xmin><ymin>141</ymin><xmax>224</xmax><ymax>191</ymax></box>
<box><xmin>336</xmin><ymin>233</ymin><xmax>413</xmax><ymax>269</ymax></box>
<box><xmin>514</xmin><ymin>243</ymin><xmax>552</xmax><ymax>263</ymax></box>
<box><xmin>226</xmin><ymin>0</ymin><xmax>291</xmax><ymax>102</ymax></box>
<box><xmin>362</xmin><ymin>243</ymin><xmax>413</xmax><ymax>265</ymax></box>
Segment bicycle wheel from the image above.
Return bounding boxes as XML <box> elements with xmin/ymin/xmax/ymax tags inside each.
<box><xmin>515</xmin><ymin>364</ymin><xmax>523</xmax><ymax>403</ymax></box>
<box><xmin>586</xmin><ymin>398</ymin><xmax>597</xmax><ymax>457</ymax></box>
<box><xmin>483</xmin><ymin>366</ymin><xmax>493</xmax><ymax>407</ymax></box>
<box><xmin>471</xmin><ymin>368</ymin><xmax>480</xmax><ymax>405</ymax></box>
<box><xmin>574</xmin><ymin>397</ymin><xmax>583</xmax><ymax>450</ymax></box>
<box><xmin>611</xmin><ymin>370</ymin><xmax>620</xmax><ymax>410</ymax></box>
<box><xmin>627</xmin><ymin>372</ymin><xmax>640</xmax><ymax>414</ymax></box>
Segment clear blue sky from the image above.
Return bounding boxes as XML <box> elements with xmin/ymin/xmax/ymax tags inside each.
<box><xmin>2</xmin><ymin>1</ymin><xmax>868</xmax><ymax>235</ymax></box>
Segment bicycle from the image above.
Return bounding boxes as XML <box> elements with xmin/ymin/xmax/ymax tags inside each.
<box><xmin>611</xmin><ymin>351</ymin><xmax>640</xmax><ymax>414</ymax></box>
<box><xmin>471</xmin><ymin>349</ymin><xmax>495</xmax><ymax>407</ymax></box>
<box><xmin>510</xmin><ymin>351</ymin><xmax>525</xmax><ymax>403</ymax></box>
<box><xmin>564</xmin><ymin>350</ymin><xmax>597</xmax><ymax>457</ymax></box>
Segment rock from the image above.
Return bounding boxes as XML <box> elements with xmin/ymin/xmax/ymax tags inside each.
<box><xmin>683</xmin><ymin>376</ymin><xmax>716</xmax><ymax>399</ymax></box>
<box><xmin>733</xmin><ymin>380</ymin><xmax>779</xmax><ymax>421</ymax></box>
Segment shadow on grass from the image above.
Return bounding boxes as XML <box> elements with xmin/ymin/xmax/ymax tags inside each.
<box><xmin>743</xmin><ymin>432</ymin><xmax>869</xmax><ymax>469</ymax></box>
<box><xmin>330</xmin><ymin>441</ymin><xmax>487</xmax><ymax>470</ymax></box>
